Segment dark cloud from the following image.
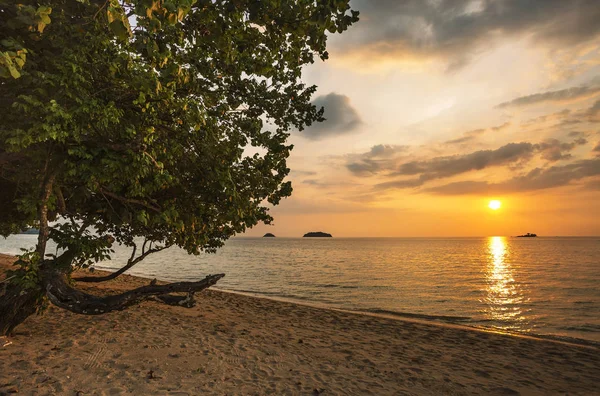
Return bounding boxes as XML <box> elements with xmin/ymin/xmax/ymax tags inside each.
<box><xmin>394</xmin><ymin>142</ymin><xmax>536</xmax><ymax>181</ymax></box>
<box><xmin>371</xmin><ymin>142</ymin><xmax>536</xmax><ymax>190</ymax></box>
<box><xmin>496</xmin><ymin>86</ymin><xmax>600</xmax><ymax>109</ymax></box>
<box><xmin>536</xmin><ymin>138</ymin><xmax>587</xmax><ymax>162</ymax></box>
<box><xmin>301</xmin><ymin>93</ymin><xmax>362</xmax><ymax>140</ymax></box>
<box><xmin>366</xmin><ymin>137</ymin><xmax>587</xmax><ymax>191</ymax></box>
<box><xmin>346</xmin><ymin>144</ymin><xmax>409</xmax><ymax>175</ymax></box>
<box><xmin>424</xmin><ymin>159</ymin><xmax>600</xmax><ymax>195</ymax></box>
<box><xmin>336</xmin><ymin>0</ymin><xmax>600</xmax><ymax>67</ymax></box>
<box><xmin>290</xmin><ymin>169</ymin><xmax>317</xmax><ymax>177</ymax></box>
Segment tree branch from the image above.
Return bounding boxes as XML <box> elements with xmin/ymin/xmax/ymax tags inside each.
<box><xmin>46</xmin><ymin>272</ymin><xmax>225</xmax><ymax>314</ymax></box>
<box><xmin>75</xmin><ymin>244</ymin><xmax>170</xmax><ymax>283</ymax></box>
<box><xmin>99</xmin><ymin>187</ymin><xmax>162</xmax><ymax>213</ymax></box>
<box><xmin>54</xmin><ymin>185</ymin><xmax>67</xmax><ymax>214</ymax></box>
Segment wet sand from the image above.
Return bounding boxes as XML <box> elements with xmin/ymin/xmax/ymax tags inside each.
<box><xmin>1</xmin><ymin>254</ymin><xmax>599</xmax><ymax>395</ymax></box>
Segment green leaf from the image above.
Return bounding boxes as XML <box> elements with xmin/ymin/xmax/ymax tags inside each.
<box><xmin>109</xmin><ymin>20</ymin><xmax>131</xmax><ymax>41</ymax></box>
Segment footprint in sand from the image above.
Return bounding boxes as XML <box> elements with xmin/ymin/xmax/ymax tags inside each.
<box><xmin>84</xmin><ymin>337</ymin><xmax>112</xmax><ymax>369</ymax></box>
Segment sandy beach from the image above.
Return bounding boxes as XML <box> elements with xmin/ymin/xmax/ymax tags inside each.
<box><xmin>1</xmin><ymin>254</ymin><xmax>599</xmax><ymax>395</ymax></box>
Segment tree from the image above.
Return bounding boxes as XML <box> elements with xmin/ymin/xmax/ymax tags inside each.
<box><xmin>0</xmin><ymin>0</ymin><xmax>358</xmax><ymax>335</ymax></box>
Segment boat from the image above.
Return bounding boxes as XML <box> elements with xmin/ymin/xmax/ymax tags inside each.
<box><xmin>517</xmin><ymin>233</ymin><xmax>537</xmax><ymax>238</ymax></box>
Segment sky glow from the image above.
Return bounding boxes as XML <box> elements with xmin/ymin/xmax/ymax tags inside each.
<box><xmin>249</xmin><ymin>0</ymin><xmax>600</xmax><ymax>237</ymax></box>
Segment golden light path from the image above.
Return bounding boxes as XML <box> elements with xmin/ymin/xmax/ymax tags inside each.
<box><xmin>484</xmin><ymin>236</ymin><xmax>525</xmax><ymax>330</ymax></box>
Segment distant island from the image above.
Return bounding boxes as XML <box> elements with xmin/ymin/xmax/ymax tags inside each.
<box><xmin>303</xmin><ymin>231</ymin><xmax>332</xmax><ymax>238</ymax></box>
<box><xmin>263</xmin><ymin>233</ymin><xmax>276</xmax><ymax>238</ymax></box>
<box><xmin>517</xmin><ymin>233</ymin><xmax>537</xmax><ymax>238</ymax></box>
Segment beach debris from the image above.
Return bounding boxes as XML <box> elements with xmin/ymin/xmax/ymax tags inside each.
<box><xmin>146</xmin><ymin>370</ymin><xmax>162</xmax><ymax>380</ymax></box>
<box><xmin>1</xmin><ymin>336</ymin><xmax>12</xmax><ymax>347</ymax></box>
<box><xmin>150</xmin><ymin>278</ymin><xmax>157</xmax><ymax>286</ymax></box>
<box><xmin>312</xmin><ymin>388</ymin><xmax>326</xmax><ymax>395</ymax></box>
<box><xmin>298</xmin><ymin>339</ymin><xmax>303</xmax><ymax>344</ymax></box>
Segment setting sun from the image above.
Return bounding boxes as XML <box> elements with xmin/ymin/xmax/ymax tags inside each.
<box><xmin>488</xmin><ymin>200</ymin><xmax>502</xmax><ymax>210</ymax></box>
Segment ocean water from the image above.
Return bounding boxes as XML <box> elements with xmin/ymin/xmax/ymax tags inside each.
<box><xmin>2</xmin><ymin>235</ymin><xmax>599</xmax><ymax>343</ymax></box>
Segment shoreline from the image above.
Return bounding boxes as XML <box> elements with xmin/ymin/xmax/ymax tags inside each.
<box><xmin>3</xmin><ymin>253</ymin><xmax>596</xmax><ymax>349</ymax></box>
<box><xmin>213</xmin><ymin>287</ymin><xmax>600</xmax><ymax>349</ymax></box>
<box><xmin>90</xmin><ymin>261</ymin><xmax>600</xmax><ymax>348</ymax></box>
<box><xmin>2</xmin><ymin>254</ymin><xmax>600</xmax><ymax>394</ymax></box>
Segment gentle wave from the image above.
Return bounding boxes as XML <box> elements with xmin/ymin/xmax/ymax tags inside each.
<box><xmin>2</xmin><ymin>235</ymin><xmax>599</xmax><ymax>343</ymax></box>
<box><xmin>356</xmin><ymin>308</ymin><xmax>472</xmax><ymax>322</ymax></box>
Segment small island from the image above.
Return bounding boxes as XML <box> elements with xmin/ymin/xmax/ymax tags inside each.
<box><xmin>517</xmin><ymin>233</ymin><xmax>537</xmax><ymax>238</ymax></box>
<box><xmin>303</xmin><ymin>231</ymin><xmax>332</xmax><ymax>238</ymax></box>
<box><xmin>263</xmin><ymin>233</ymin><xmax>276</xmax><ymax>238</ymax></box>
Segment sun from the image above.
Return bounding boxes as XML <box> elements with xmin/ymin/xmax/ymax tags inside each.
<box><xmin>488</xmin><ymin>200</ymin><xmax>502</xmax><ymax>210</ymax></box>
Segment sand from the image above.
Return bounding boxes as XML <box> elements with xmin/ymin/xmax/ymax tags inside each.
<box><xmin>1</xmin><ymin>253</ymin><xmax>599</xmax><ymax>395</ymax></box>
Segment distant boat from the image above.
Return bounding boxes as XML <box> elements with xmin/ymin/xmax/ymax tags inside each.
<box><xmin>263</xmin><ymin>233</ymin><xmax>276</xmax><ymax>238</ymax></box>
<box><xmin>303</xmin><ymin>231</ymin><xmax>332</xmax><ymax>238</ymax></box>
<box><xmin>517</xmin><ymin>233</ymin><xmax>537</xmax><ymax>238</ymax></box>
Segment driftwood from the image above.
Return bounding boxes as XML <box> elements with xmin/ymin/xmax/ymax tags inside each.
<box><xmin>45</xmin><ymin>272</ymin><xmax>225</xmax><ymax>314</ymax></box>
<box><xmin>1</xmin><ymin>244</ymin><xmax>224</xmax><ymax>335</ymax></box>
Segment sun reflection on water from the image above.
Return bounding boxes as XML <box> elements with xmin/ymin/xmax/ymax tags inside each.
<box><xmin>483</xmin><ymin>236</ymin><xmax>526</xmax><ymax>330</ymax></box>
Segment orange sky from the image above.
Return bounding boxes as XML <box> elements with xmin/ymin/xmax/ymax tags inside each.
<box><xmin>248</xmin><ymin>0</ymin><xmax>600</xmax><ymax>237</ymax></box>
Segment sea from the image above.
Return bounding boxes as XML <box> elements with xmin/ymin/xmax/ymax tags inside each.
<box><xmin>2</xmin><ymin>235</ymin><xmax>599</xmax><ymax>344</ymax></box>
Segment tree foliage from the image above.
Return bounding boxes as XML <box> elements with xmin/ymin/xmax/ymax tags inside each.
<box><xmin>0</xmin><ymin>0</ymin><xmax>358</xmax><ymax>333</ymax></box>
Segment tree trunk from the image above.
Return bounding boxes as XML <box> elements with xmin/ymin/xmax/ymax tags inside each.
<box><xmin>0</xmin><ymin>281</ymin><xmax>40</xmax><ymax>336</ymax></box>
<box><xmin>36</xmin><ymin>170</ymin><xmax>55</xmax><ymax>260</ymax></box>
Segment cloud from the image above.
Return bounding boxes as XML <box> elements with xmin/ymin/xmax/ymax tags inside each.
<box><xmin>446</xmin><ymin>128</ymin><xmax>486</xmax><ymax>145</ymax></box>
<box><xmin>536</xmin><ymin>138</ymin><xmax>587</xmax><ymax>162</ymax></box>
<box><xmin>300</xmin><ymin>93</ymin><xmax>362</xmax><ymax>140</ymax></box>
<box><xmin>365</xmin><ymin>137</ymin><xmax>588</xmax><ymax>191</ymax></box>
<box><xmin>522</xmin><ymin>110</ymin><xmax>572</xmax><ymax>126</ymax></box>
<box><xmin>594</xmin><ymin>142</ymin><xmax>600</xmax><ymax>155</ymax></box>
<box><xmin>422</xmin><ymin>181</ymin><xmax>490</xmax><ymax>195</ymax></box>
<box><xmin>584</xmin><ymin>179</ymin><xmax>600</xmax><ymax>190</ymax></box>
<box><xmin>290</xmin><ymin>169</ymin><xmax>317</xmax><ymax>177</ymax></box>
<box><xmin>490</xmin><ymin>122</ymin><xmax>511</xmax><ymax>132</ymax></box>
<box><xmin>496</xmin><ymin>86</ymin><xmax>600</xmax><ymax>109</ymax></box>
<box><xmin>346</xmin><ymin>144</ymin><xmax>409</xmax><ymax>175</ymax></box>
<box><xmin>333</xmin><ymin>0</ymin><xmax>600</xmax><ymax>68</ymax></box>
<box><xmin>583</xmin><ymin>99</ymin><xmax>600</xmax><ymax>122</ymax></box>
<box><xmin>424</xmin><ymin>159</ymin><xmax>600</xmax><ymax>195</ymax></box>
<box><xmin>445</xmin><ymin>122</ymin><xmax>510</xmax><ymax>145</ymax></box>
<box><xmin>394</xmin><ymin>142</ymin><xmax>536</xmax><ymax>181</ymax></box>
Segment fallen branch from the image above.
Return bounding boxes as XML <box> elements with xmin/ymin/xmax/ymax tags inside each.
<box><xmin>45</xmin><ymin>272</ymin><xmax>224</xmax><ymax>314</ymax></box>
